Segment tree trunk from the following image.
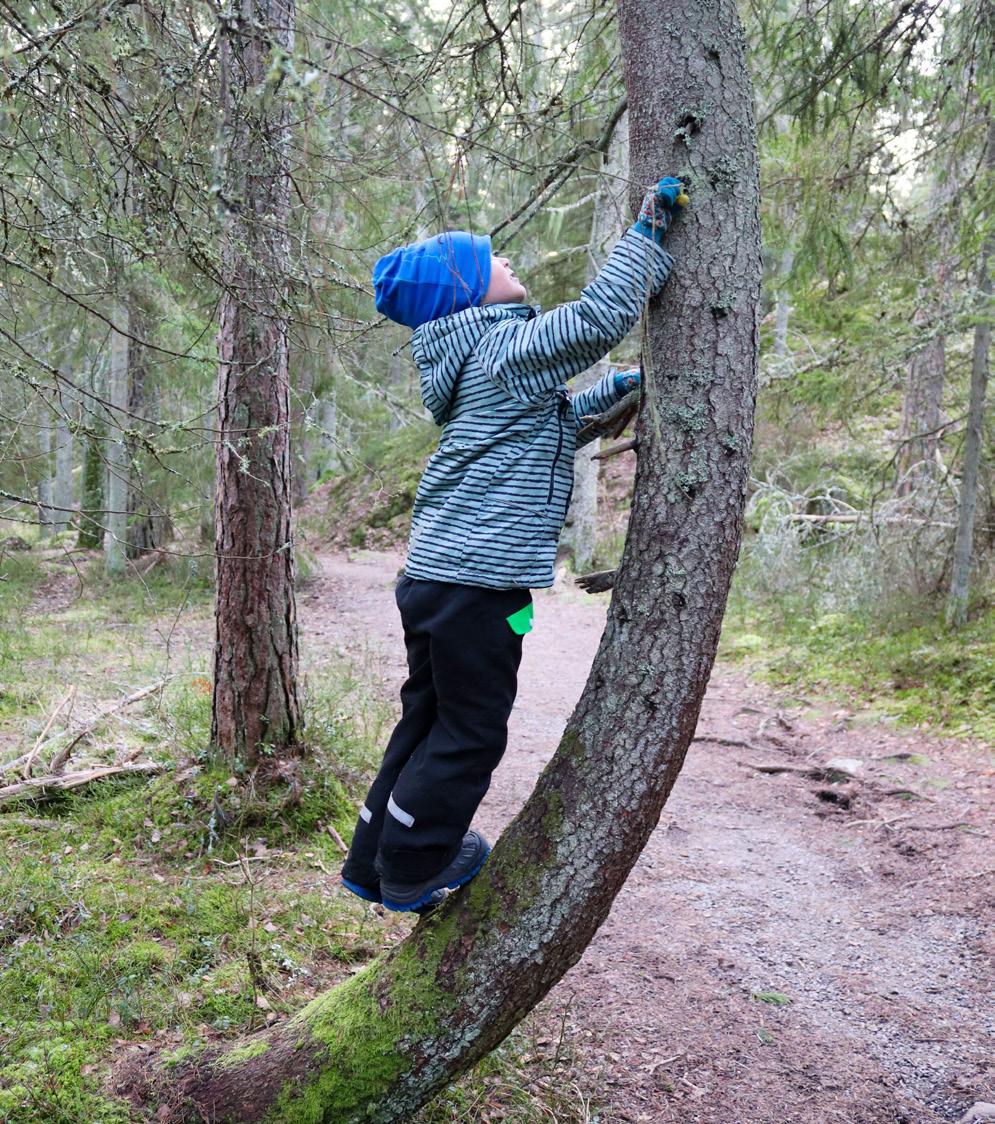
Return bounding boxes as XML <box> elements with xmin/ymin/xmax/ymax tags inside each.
<box><xmin>77</xmin><ymin>363</ymin><xmax>105</xmax><ymax>551</ymax></box>
<box><xmin>53</xmin><ymin>368</ymin><xmax>74</xmax><ymax>533</ymax></box>
<box><xmin>126</xmin><ymin>0</ymin><xmax>760</xmax><ymax>1116</ymax></box>
<box><xmin>105</xmin><ymin>71</ymin><xmax>132</xmax><ymax>578</ymax></box>
<box><xmin>946</xmin><ymin>123</ymin><xmax>994</xmax><ymax>627</ymax></box>
<box><xmin>36</xmin><ymin>423</ymin><xmax>53</xmax><ymax>540</ymax></box>
<box><xmin>772</xmin><ymin>243</ymin><xmax>794</xmax><ymax>360</ymax></box>
<box><xmin>565</xmin><ymin>356</ymin><xmax>607</xmax><ymax>573</ymax></box>
<box><xmin>896</xmin><ymin>302</ymin><xmax>946</xmax><ymax>495</ymax></box>
<box><xmin>210</xmin><ymin>0</ymin><xmax>302</xmax><ymax>766</ymax></box>
<box><xmin>126</xmin><ymin>301</ymin><xmax>171</xmax><ymax>558</ymax></box>
<box><xmin>104</xmin><ymin>301</ymin><xmax>130</xmax><ymax>575</ymax></box>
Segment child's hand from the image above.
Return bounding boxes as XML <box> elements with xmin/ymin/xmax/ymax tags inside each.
<box><xmin>613</xmin><ymin>368</ymin><xmax>641</xmax><ymax>394</ymax></box>
<box><xmin>633</xmin><ymin>177</ymin><xmax>689</xmax><ymax>244</ymax></box>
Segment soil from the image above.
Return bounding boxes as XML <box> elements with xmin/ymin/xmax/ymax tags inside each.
<box><xmin>300</xmin><ymin>550</ymin><xmax>994</xmax><ymax>1124</ymax></box>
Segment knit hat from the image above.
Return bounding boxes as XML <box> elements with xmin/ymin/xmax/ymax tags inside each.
<box><xmin>373</xmin><ymin>231</ymin><xmax>492</xmax><ymax>329</ymax></box>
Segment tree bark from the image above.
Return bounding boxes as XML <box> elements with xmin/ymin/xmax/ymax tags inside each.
<box><xmin>77</xmin><ymin>362</ymin><xmax>105</xmax><ymax>551</ymax></box>
<box><xmin>36</xmin><ymin>423</ymin><xmax>54</xmax><ymax>540</ymax></box>
<box><xmin>126</xmin><ymin>300</ymin><xmax>171</xmax><ymax>558</ymax></box>
<box><xmin>896</xmin><ymin>302</ymin><xmax>946</xmax><ymax>494</ymax></box>
<box><xmin>210</xmin><ymin>0</ymin><xmax>302</xmax><ymax>765</ymax></box>
<box><xmin>105</xmin><ymin>71</ymin><xmax>132</xmax><ymax>578</ymax></box>
<box><xmin>125</xmin><ymin>0</ymin><xmax>760</xmax><ymax>1117</ymax></box>
<box><xmin>53</xmin><ymin>363</ymin><xmax>74</xmax><ymax>533</ymax></box>
<box><xmin>947</xmin><ymin>120</ymin><xmax>994</xmax><ymax>627</ymax></box>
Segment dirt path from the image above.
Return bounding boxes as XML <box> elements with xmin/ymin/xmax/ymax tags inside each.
<box><xmin>302</xmin><ymin>551</ymin><xmax>994</xmax><ymax>1124</ymax></box>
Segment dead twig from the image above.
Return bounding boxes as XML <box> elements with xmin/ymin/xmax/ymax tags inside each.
<box><xmin>903</xmin><ymin>820</ymin><xmax>988</xmax><ymax>835</ymax></box>
<box><xmin>21</xmin><ymin>687</ymin><xmax>77</xmax><ymax>779</ymax></box>
<box><xmin>694</xmin><ymin>735</ymin><xmax>767</xmax><ymax>753</ymax></box>
<box><xmin>591</xmin><ymin>437</ymin><xmax>638</xmax><ymax>461</ymax></box>
<box><xmin>50</xmin><ymin>677</ymin><xmax>175</xmax><ymax>768</ymax></box>
<box><xmin>0</xmin><ymin>762</ymin><xmax>164</xmax><ymax>808</ymax></box>
<box><xmin>326</xmin><ymin>823</ymin><xmax>348</xmax><ymax>853</ymax></box>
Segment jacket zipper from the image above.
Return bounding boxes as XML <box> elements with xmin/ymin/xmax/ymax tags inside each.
<box><xmin>547</xmin><ymin>393</ymin><xmax>566</xmax><ymax>505</ymax></box>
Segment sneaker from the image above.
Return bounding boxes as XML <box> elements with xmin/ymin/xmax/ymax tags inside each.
<box><xmin>380</xmin><ymin>830</ymin><xmax>491</xmax><ymax>912</ymax></box>
<box><xmin>340</xmin><ymin>877</ymin><xmax>445</xmax><ymax>914</ymax></box>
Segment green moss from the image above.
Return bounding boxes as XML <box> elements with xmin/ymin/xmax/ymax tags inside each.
<box><xmin>267</xmin><ymin>947</ymin><xmax>452</xmax><ymax>1123</ymax></box>
<box><xmin>722</xmin><ymin>580</ymin><xmax>995</xmax><ymax>741</ymax></box>
<box><xmin>215</xmin><ymin>1039</ymin><xmax>271</xmax><ymax>1068</ymax></box>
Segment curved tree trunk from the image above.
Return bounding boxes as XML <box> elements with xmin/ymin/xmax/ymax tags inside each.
<box><xmin>125</xmin><ymin>0</ymin><xmax>760</xmax><ymax>1118</ymax></box>
<box><xmin>210</xmin><ymin>0</ymin><xmax>302</xmax><ymax>765</ymax></box>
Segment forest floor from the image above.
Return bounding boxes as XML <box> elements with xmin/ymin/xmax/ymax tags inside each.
<box><xmin>307</xmin><ymin>549</ymin><xmax>994</xmax><ymax>1124</ymax></box>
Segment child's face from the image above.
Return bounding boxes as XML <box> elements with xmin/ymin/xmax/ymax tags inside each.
<box><xmin>483</xmin><ymin>255</ymin><xmax>527</xmax><ymax>304</ymax></box>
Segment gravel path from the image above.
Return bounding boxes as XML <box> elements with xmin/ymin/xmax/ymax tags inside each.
<box><xmin>302</xmin><ymin>551</ymin><xmax>994</xmax><ymax>1124</ymax></box>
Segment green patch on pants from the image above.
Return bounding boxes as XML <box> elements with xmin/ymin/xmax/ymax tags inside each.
<box><xmin>506</xmin><ymin>602</ymin><xmax>534</xmax><ymax>636</ymax></box>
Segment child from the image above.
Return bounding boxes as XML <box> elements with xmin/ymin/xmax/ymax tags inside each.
<box><xmin>341</xmin><ymin>177</ymin><xmax>686</xmax><ymax>911</ymax></box>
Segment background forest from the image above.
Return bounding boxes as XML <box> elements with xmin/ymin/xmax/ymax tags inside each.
<box><xmin>0</xmin><ymin>0</ymin><xmax>992</xmax><ymax>1119</ymax></box>
<box><xmin>2</xmin><ymin>0</ymin><xmax>991</xmax><ymax>730</ymax></box>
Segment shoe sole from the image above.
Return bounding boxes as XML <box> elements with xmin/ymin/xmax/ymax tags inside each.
<box><xmin>381</xmin><ymin>846</ymin><xmax>491</xmax><ymax>913</ymax></box>
<box><xmin>341</xmin><ymin>877</ymin><xmax>380</xmax><ymax>903</ymax></box>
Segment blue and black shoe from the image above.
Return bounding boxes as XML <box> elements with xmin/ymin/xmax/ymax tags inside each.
<box><xmin>341</xmin><ymin>876</ymin><xmax>445</xmax><ymax>914</ymax></box>
<box><xmin>379</xmin><ymin>830</ymin><xmax>490</xmax><ymax>913</ymax></box>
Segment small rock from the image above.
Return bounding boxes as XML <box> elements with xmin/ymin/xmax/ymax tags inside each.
<box><xmin>960</xmin><ymin>1106</ymin><xmax>995</xmax><ymax>1124</ymax></box>
<box><xmin>825</xmin><ymin>756</ymin><xmax>864</xmax><ymax>778</ymax></box>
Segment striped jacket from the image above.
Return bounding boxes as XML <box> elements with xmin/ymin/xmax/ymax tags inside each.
<box><xmin>404</xmin><ymin>228</ymin><xmax>674</xmax><ymax>589</ymax></box>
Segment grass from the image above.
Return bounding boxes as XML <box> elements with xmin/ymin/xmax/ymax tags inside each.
<box><xmin>0</xmin><ymin>545</ymin><xmax>600</xmax><ymax>1122</ymax></box>
<box><xmin>721</xmin><ymin>565</ymin><xmax>995</xmax><ymax>741</ymax></box>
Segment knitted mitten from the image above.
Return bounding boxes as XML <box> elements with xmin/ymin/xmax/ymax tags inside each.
<box><xmin>632</xmin><ymin>177</ymin><xmax>687</xmax><ymax>244</ymax></box>
<box><xmin>613</xmin><ymin>368</ymin><xmax>641</xmax><ymax>395</ymax></box>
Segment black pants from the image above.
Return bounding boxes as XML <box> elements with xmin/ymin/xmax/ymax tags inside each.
<box><xmin>341</xmin><ymin>576</ymin><xmax>530</xmax><ymax>885</ymax></box>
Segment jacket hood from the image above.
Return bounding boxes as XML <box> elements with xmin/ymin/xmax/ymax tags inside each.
<box><xmin>410</xmin><ymin>303</ymin><xmax>533</xmax><ymax>425</ymax></box>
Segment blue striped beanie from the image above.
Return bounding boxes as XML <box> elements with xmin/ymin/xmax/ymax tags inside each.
<box><xmin>373</xmin><ymin>231</ymin><xmax>492</xmax><ymax>329</ymax></box>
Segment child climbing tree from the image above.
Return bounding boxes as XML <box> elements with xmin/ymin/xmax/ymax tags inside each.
<box><xmin>123</xmin><ymin>0</ymin><xmax>762</xmax><ymax>1117</ymax></box>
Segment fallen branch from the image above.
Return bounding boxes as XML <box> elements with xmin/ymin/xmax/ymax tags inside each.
<box><xmin>0</xmin><ymin>814</ymin><xmax>68</xmax><ymax>830</ymax></box>
<box><xmin>0</xmin><ymin>762</ymin><xmax>164</xmax><ymax>808</ymax></box>
<box><xmin>50</xmin><ymin>678</ymin><xmax>174</xmax><ymax>769</ymax></box>
<box><xmin>740</xmin><ymin>759</ymin><xmax>864</xmax><ymax>782</ymax></box>
<box><xmin>21</xmin><ymin>687</ymin><xmax>77</xmax><ymax>779</ymax></box>
<box><xmin>740</xmin><ymin>760</ymin><xmax>820</xmax><ymax>777</ymax></box>
<box><xmin>575</xmin><ymin>569</ymin><xmax>617</xmax><ymax>594</ymax></box>
<box><xmin>326</xmin><ymin>823</ymin><xmax>348</xmax><ymax>853</ymax></box>
<box><xmin>591</xmin><ymin>437</ymin><xmax>638</xmax><ymax>461</ymax></box>
<box><xmin>903</xmin><ymin>819</ymin><xmax>985</xmax><ymax>834</ymax></box>
<box><xmin>693</xmin><ymin>735</ymin><xmax>767</xmax><ymax>753</ymax></box>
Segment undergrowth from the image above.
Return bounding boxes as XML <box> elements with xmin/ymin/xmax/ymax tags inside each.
<box><xmin>300</xmin><ymin>421</ymin><xmax>437</xmax><ymax>551</ymax></box>
<box><xmin>722</xmin><ymin>527</ymin><xmax>994</xmax><ymax>740</ymax></box>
